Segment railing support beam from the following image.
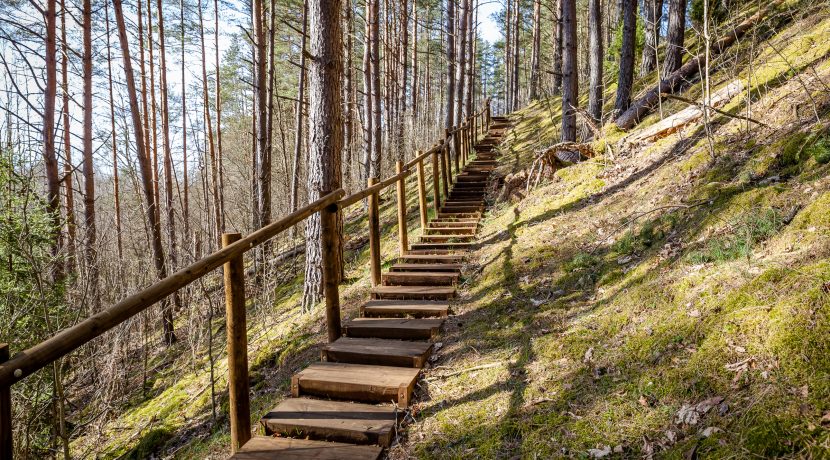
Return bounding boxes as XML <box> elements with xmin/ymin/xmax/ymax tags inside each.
<box><xmin>223</xmin><ymin>232</ymin><xmax>250</xmax><ymax>454</ymax></box>
<box><xmin>431</xmin><ymin>149</ymin><xmax>441</xmax><ymax>217</ymax></box>
<box><xmin>415</xmin><ymin>153</ymin><xmax>428</xmax><ymax>231</ymax></box>
<box><xmin>395</xmin><ymin>161</ymin><xmax>409</xmax><ymax>256</ymax></box>
<box><xmin>368</xmin><ymin>177</ymin><xmax>382</xmax><ymax>286</ymax></box>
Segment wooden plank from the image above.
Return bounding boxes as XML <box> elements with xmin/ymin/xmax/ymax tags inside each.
<box><xmin>389</xmin><ymin>263</ymin><xmax>462</xmax><ymax>272</ymax></box>
<box><xmin>292</xmin><ymin>362</ymin><xmax>420</xmax><ymax>407</ymax></box>
<box><xmin>371</xmin><ymin>285</ymin><xmax>456</xmax><ymax>300</ymax></box>
<box><xmin>418</xmin><ymin>235</ymin><xmax>474</xmax><ymax>244</ymax></box>
<box><xmin>410</xmin><ymin>242</ymin><xmax>475</xmax><ymax>251</ymax></box>
<box><xmin>343</xmin><ymin>318</ymin><xmax>444</xmax><ymax>340</ymax></box>
<box><xmin>398</xmin><ymin>254</ymin><xmax>464</xmax><ymax>264</ymax></box>
<box><xmin>423</xmin><ymin>227</ymin><xmax>476</xmax><ymax>236</ymax></box>
<box><xmin>232</xmin><ymin>436</ymin><xmax>382</xmax><ymax>460</ymax></box>
<box><xmin>260</xmin><ymin>397</ymin><xmax>398</xmax><ymax>447</ymax></box>
<box><xmin>360</xmin><ymin>300</ymin><xmax>450</xmax><ymax>318</ymax></box>
<box><xmin>382</xmin><ymin>271</ymin><xmax>459</xmax><ymax>286</ymax></box>
<box><xmin>323</xmin><ymin>337</ymin><xmax>433</xmax><ymax>368</ymax></box>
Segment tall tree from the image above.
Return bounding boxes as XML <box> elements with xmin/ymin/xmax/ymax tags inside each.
<box><xmin>587</xmin><ymin>0</ymin><xmax>603</xmax><ymax>123</ymax></box>
<box><xmin>156</xmin><ymin>0</ymin><xmax>180</xmax><ymax>310</ymax></box>
<box><xmin>290</xmin><ymin>1</ymin><xmax>308</xmax><ymax>220</ymax></box>
<box><xmin>41</xmin><ymin>0</ymin><xmax>64</xmax><ymax>285</ymax></box>
<box><xmin>444</xmin><ymin>0</ymin><xmax>455</xmax><ymax>129</ymax></box>
<box><xmin>551</xmin><ymin>0</ymin><xmax>563</xmax><ymax>95</ymax></box>
<box><xmin>302</xmin><ymin>0</ymin><xmax>343</xmax><ymax>308</ymax></box>
<box><xmin>369</xmin><ymin>0</ymin><xmax>381</xmax><ymax>178</ymax></box>
<box><xmin>198</xmin><ymin>0</ymin><xmax>222</xmax><ymax>245</ymax></box>
<box><xmin>614</xmin><ymin>0</ymin><xmax>637</xmax><ymax>114</ymax></box>
<box><xmin>104</xmin><ymin>0</ymin><xmax>123</xmax><ymax>261</ymax></box>
<box><xmin>454</xmin><ymin>0</ymin><xmax>468</xmax><ymax>125</ymax></box>
<box><xmin>560</xmin><ymin>0</ymin><xmax>577</xmax><ymax>141</ymax></box>
<box><xmin>529</xmin><ymin>0</ymin><xmax>541</xmax><ymax>101</ymax></box>
<box><xmin>511</xmin><ymin>0</ymin><xmax>520</xmax><ymax>110</ymax></box>
<box><xmin>60</xmin><ymin>0</ymin><xmax>76</xmax><ymax>274</ymax></box>
<box><xmin>82</xmin><ymin>0</ymin><xmax>98</xmax><ymax>309</ymax></box>
<box><xmin>641</xmin><ymin>0</ymin><xmax>664</xmax><ymax>76</ymax></box>
<box><xmin>112</xmin><ymin>0</ymin><xmax>176</xmax><ymax>345</ymax></box>
<box><xmin>362</xmin><ymin>0</ymin><xmax>374</xmax><ymax>181</ymax></box>
<box><xmin>663</xmin><ymin>0</ymin><xmax>686</xmax><ymax>77</ymax></box>
<box><xmin>252</xmin><ymin>0</ymin><xmax>270</xmax><ymax>230</ymax></box>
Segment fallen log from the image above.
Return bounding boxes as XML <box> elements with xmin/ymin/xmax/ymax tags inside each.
<box><xmin>627</xmin><ymin>80</ymin><xmax>745</xmax><ymax>143</ymax></box>
<box><xmin>613</xmin><ymin>0</ymin><xmax>785</xmax><ymax>130</ymax></box>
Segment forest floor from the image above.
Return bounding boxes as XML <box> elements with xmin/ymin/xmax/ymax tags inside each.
<box><xmin>74</xmin><ymin>1</ymin><xmax>830</xmax><ymax>458</ymax></box>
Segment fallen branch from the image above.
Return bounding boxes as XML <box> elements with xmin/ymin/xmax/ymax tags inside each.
<box><xmin>661</xmin><ymin>93</ymin><xmax>769</xmax><ymax>128</ymax></box>
<box><xmin>613</xmin><ymin>0</ymin><xmax>786</xmax><ymax>130</ymax></box>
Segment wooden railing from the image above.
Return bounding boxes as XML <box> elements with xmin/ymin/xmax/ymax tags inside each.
<box><xmin>0</xmin><ymin>99</ymin><xmax>491</xmax><ymax>457</ymax></box>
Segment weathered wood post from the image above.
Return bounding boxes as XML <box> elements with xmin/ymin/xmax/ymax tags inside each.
<box><xmin>0</xmin><ymin>344</ymin><xmax>11</xmax><ymax>460</ymax></box>
<box><xmin>441</xmin><ymin>141</ymin><xmax>450</xmax><ymax>200</ymax></box>
<box><xmin>222</xmin><ymin>232</ymin><xmax>250</xmax><ymax>454</ymax></box>
<box><xmin>486</xmin><ymin>98</ymin><xmax>492</xmax><ymax>128</ymax></box>
<box><xmin>415</xmin><ymin>152</ymin><xmax>429</xmax><ymax>231</ymax></box>
<box><xmin>368</xmin><ymin>177</ymin><xmax>382</xmax><ymax>286</ymax></box>
<box><xmin>431</xmin><ymin>147</ymin><xmax>441</xmax><ymax>217</ymax></box>
<box><xmin>453</xmin><ymin>127</ymin><xmax>461</xmax><ymax>174</ymax></box>
<box><xmin>395</xmin><ymin>161</ymin><xmax>409</xmax><ymax>256</ymax></box>
<box><xmin>320</xmin><ymin>200</ymin><xmax>342</xmax><ymax>342</ymax></box>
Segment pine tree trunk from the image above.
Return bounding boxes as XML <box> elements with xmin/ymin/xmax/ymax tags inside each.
<box><xmin>214</xmin><ymin>0</ymin><xmax>226</xmax><ymax>232</ymax></box>
<box><xmin>252</xmin><ymin>0</ymin><xmax>270</xmax><ymax>231</ymax></box>
<box><xmin>60</xmin><ymin>0</ymin><xmax>76</xmax><ymax>275</ymax></box>
<box><xmin>454</xmin><ymin>0</ymin><xmax>467</xmax><ymax>126</ymax></box>
<box><xmin>551</xmin><ymin>0</ymin><xmax>563</xmax><ymax>95</ymax></box>
<box><xmin>198</xmin><ymin>0</ymin><xmax>222</xmax><ymax>247</ymax></box>
<box><xmin>43</xmin><ymin>0</ymin><xmax>62</xmax><ymax>283</ymax></box>
<box><xmin>641</xmin><ymin>0</ymin><xmax>664</xmax><ymax>76</ymax></box>
<box><xmin>362</xmin><ymin>0</ymin><xmax>373</xmax><ymax>182</ymax></box>
<box><xmin>588</xmin><ymin>0</ymin><xmax>604</xmax><ymax>123</ymax></box>
<box><xmin>511</xmin><ymin>0</ymin><xmax>520</xmax><ymax>110</ymax></box>
<box><xmin>104</xmin><ymin>0</ymin><xmax>123</xmax><ymax>261</ymax></box>
<box><xmin>560</xmin><ymin>0</ymin><xmax>578</xmax><ymax>141</ymax></box>
<box><xmin>180</xmin><ymin>0</ymin><xmax>188</xmax><ymax>246</ymax></box>
<box><xmin>663</xmin><ymin>0</ymin><xmax>686</xmax><ymax>78</ymax></box>
<box><xmin>156</xmin><ymin>0</ymin><xmax>181</xmax><ymax>311</ymax></box>
<box><xmin>344</xmin><ymin>0</ymin><xmax>354</xmax><ymax>188</ymax></box>
<box><xmin>370</xmin><ymin>0</ymin><xmax>381</xmax><ymax>178</ymax></box>
<box><xmin>614</xmin><ymin>0</ymin><xmax>637</xmax><ymax>115</ymax></box>
<box><xmin>445</xmin><ymin>0</ymin><xmax>455</xmax><ymax>130</ymax></box>
<box><xmin>464</xmin><ymin>1</ymin><xmax>474</xmax><ymax>117</ymax></box>
<box><xmin>290</xmin><ymin>1</ymin><xmax>308</xmax><ymax>223</ymax></box>
<box><xmin>113</xmin><ymin>0</ymin><xmax>175</xmax><ymax>345</ymax></box>
<box><xmin>529</xmin><ymin>0</ymin><xmax>541</xmax><ymax>101</ymax></box>
<box><xmin>82</xmin><ymin>0</ymin><xmax>99</xmax><ymax>310</ymax></box>
<box><xmin>302</xmin><ymin>0</ymin><xmax>343</xmax><ymax>309</ymax></box>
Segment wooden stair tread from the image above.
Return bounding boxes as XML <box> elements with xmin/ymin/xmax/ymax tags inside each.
<box><xmin>261</xmin><ymin>397</ymin><xmax>398</xmax><ymax>447</ymax></box>
<box><xmin>344</xmin><ymin>318</ymin><xmax>444</xmax><ymax>340</ymax></box>
<box><xmin>390</xmin><ymin>263</ymin><xmax>462</xmax><ymax>271</ymax></box>
<box><xmin>323</xmin><ymin>337</ymin><xmax>433</xmax><ymax>368</ymax></box>
<box><xmin>371</xmin><ymin>284</ymin><xmax>456</xmax><ymax>300</ymax></box>
<box><xmin>398</xmin><ymin>254</ymin><xmax>464</xmax><ymax>263</ymax></box>
<box><xmin>233</xmin><ymin>436</ymin><xmax>382</xmax><ymax>460</ymax></box>
<box><xmin>382</xmin><ymin>271</ymin><xmax>459</xmax><ymax>286</ymax></box>
<box><xmin>292</xmin><ymin>362</ymin><xmax>420</xmax><ymax>407</ymax></box>
<box><xmin>361</xmin><ymin>300</ymin><xmax>450</xmax><ymax>317</ymax></box>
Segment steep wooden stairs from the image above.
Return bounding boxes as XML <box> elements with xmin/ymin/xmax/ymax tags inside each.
<box><xmin>233</xmin><ymin>116</ymin><xmax>510</xmax><ymax>459</ymax></box>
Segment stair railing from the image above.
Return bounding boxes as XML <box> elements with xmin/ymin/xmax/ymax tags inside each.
<box><xmin>0</xmin><ymin>98</ymin><xmax>492</xmax><ymax>457</ymax></box>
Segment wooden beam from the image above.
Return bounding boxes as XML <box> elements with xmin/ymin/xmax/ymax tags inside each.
<box><xmin>368</xmin><ymin>177</ymin><xmax>382</xmax><ymax>287</ymax></box>
<box><xmin>321</xmin><ymin>201</ymin><xmax>342</xmax><ymax>342</ymax></box>
<box><xmin>223</xmin><ymin>233</ymin><xmax>251</xmax><ymax>454</ymax></box>
<box><xmin>415</xmin><ymin>154</ymin><xmax>428</xmax><ymax>231</ymax></box>
<box><xmin>0</xmin><ymin>344</ymin><xmax>11</xmax><ymax>460</ymax></box>
<box><xmin>395</xmin><ymin>161</ymin><xmax>409</xmax><ymax>256</ymax></box>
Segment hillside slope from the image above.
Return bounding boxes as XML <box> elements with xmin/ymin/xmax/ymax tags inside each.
<box><xmin>397</xmin><ymin>3</ymin><xmax>830</xmax><ymax>459</ymax></box>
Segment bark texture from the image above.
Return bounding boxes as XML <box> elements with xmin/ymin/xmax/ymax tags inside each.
<box><xmin>614</xmin><ymin>0</ymin><xmax>637</xmax><ymax>115</ymax></box>
<box><xmin>560</xmin><ymin>0</ymin><xmax>578</xmax><ymax>141</ymax></box>
<box><xmin>587</xmin><ymin>0</ymin><xmax>604</xmax><ymax>123</ymax></box>
<box><xmin>663</xmin><ymin>0</ymin><xmax>687</xmax><ymax>78</ymax></box>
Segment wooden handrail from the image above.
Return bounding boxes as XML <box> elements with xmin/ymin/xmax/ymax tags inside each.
<box><xmin>337</xmin><ymin>169</ymin><xmax>411</xmax><ymax>209</ymax></box>
<box><xmin>0</xmin><ymin>189</ymin><xmax>345</xmax><ymax>388</ymax></box>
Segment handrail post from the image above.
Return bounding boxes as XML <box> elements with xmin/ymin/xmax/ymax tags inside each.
<box><xmin>1</xmin><ymin>344</ymin><xmax>12</xmax><ymax>460</ymax></box>
<box><xmin>395</xmin><ymin>161</ymin><xmax>409</xmax><ymax>256</ymax></box>
<box><xmin>415</xmin><ymin>153</ymin><xmax>428</xmax><ymax>231</ymax></box>
<box><xmin>441</xmin><ymin>141</ymin><xmax>450</xmax><ymax>200</ymax></box>
<box><xmin>368</xmin><ymin>177</ymin><xmax>382</xmax><ymax>286</ymax></box>
<box><xmin>320</xmin><ymin>200</ymin><xmax>342</xmax><ymax>342</ymax></box>
<box><xmin>222</xmin><ymin>233</ymin><xmax>250</xmax><ymax>454</ymax></box>
<box><xmin>431</xmin><ymin>148</ymin><xmax>441</xmax><ymax>217</ymax></box>
<box><xmin>453</xmin><ymin>127</ymin><xmax>461</xmax><ymax>174</ymax></box>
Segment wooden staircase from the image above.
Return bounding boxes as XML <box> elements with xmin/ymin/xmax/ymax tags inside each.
<box><xmin>233</xmin><ymin>115</ymin><xmax>509</xmax><ymax>459</ymax></box>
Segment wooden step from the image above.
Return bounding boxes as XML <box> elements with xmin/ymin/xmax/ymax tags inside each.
<box><xmin>436</xmin><ymin>212</ymin><xmax>481</xmax><ymax>219</ymax></box>
<box><xmin>361</xmin><ymin>300</ymin><xmax>450</xmax><ymax>318</ymax></box>
<box><xmin>419</xmin><ymin>235</ymin><xmax>473</xmax><ymax>244</ymax></box>
<box><xmin>390</xmin><ymin>262</ymin><xmax>462</xmax><ymax>272</ymax></box>
<box><xmin>404</xmin><ymin>248</ymin><xmax>457</xmax><ymax>255</ymax></box>
<box><xmin>292</xmin><ymin>362</ymin><xmax>420</xmax><ymax>407</ymax></box>
<box><xmin>398</xmin><ymin>253</ymin><xmax>464</xmax><ymax>264</ymax></box>
<box><xmin>233</xmin><ymin>436</ymin><xmax>382</xmax><ymax>460</ymax></box>
<box><xmin>343</xmin><ymin>317</ymin><xmax>444</xmax><ymax>340</ymax></box>
<box><xmin>382</xmin><ymin>270</ymin><xmax>459</xmax><ymax>286</ymax></box>
<box><xmin>440</xmin><ymin>206</ymin><xmax>483</xmax><ymax>214</ymax></box>
<box><xmin>261</xmin><ymin>397</ymin><xmax>398</xmax><ymax>447</ymax></box>
<box><xmin>371</xmin><ymin>285</ymin><xmax>456</xmax><ymax>300</ymax></box>
<box><xmin>323</xmin><ymin>337</ymin><xmax>433</xmax><ymax>368</ymax></box>
<box><xmin>423</xmin><ymin>227</ymin><xmax>476</xmax><ymax>236</ymax></box>
<box><xmin>429</xmin><ymin>219</ymin><xmax>480</xmax><ymax>226</ymax></box>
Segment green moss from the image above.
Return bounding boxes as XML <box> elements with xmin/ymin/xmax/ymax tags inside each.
<box><xmin>805</xmin><ymin>134</ymin><xmax>830</xmax><ymax>164</ymax></box>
